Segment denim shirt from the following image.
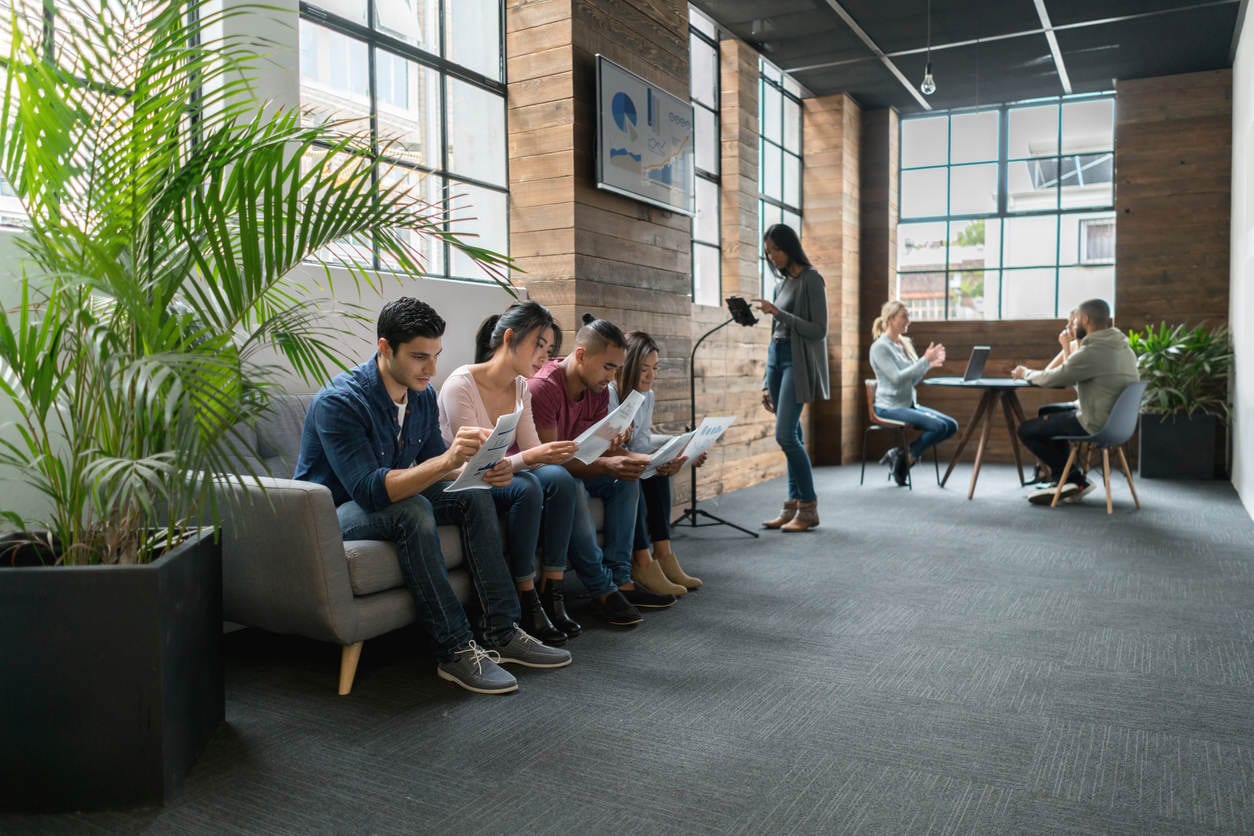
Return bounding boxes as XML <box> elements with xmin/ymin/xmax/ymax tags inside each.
<box><xmin>294</xmin><ymin>356</ymin><xmax>447</xmax><ymax>512</ymax></box>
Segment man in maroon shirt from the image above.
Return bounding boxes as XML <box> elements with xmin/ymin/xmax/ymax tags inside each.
<box><xmin>529</xmin><ymin>316</ymin><xmax>676</xmax><ymax>626</ymax></box>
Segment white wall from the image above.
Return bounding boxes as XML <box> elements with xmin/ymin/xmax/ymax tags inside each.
<box><xmin>1232</xmin><ymin>5</ymin><xmax>1254</xmax><ymax>520</ymax></box>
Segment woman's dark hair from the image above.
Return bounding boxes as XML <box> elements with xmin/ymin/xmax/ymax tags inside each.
<box><xmin>473</xmin><ymin>301</ymin><xmax>554</xmax><ymax>364</ymax></box>
<box><xmin>378</xmin><ymin>297</ymin><xmax>445</xmax><ymax>349</ymax></box>
<box><xmin>615</xmin><ymin>331</ymin><xmax>660</xmax><ymax>397</ymax></box>
<box><xmin>548</xmin><ymin>316</ymin><xmax>563</xmax><ymax>358</ymax></box>
<box><xmin>575</xmin><ymin>312</ymin><xmax>625</xmax><ymax>355</ymax></box>
<box><xmin>763</xmin><ymin>223</ymin><xmax>812</xmax><ymax>279</ymax></box>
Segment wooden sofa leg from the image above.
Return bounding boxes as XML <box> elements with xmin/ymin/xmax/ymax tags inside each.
<box><xmin>339</xmin><ymin>641</ymin><xmax>364</xmax><ymax>696</ymax></box>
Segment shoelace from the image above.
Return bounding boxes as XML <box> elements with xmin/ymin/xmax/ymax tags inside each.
<box><xmin>455</xmin><ymin>641</ymin><xmax>502</xmax><ymax>674</ymax></box>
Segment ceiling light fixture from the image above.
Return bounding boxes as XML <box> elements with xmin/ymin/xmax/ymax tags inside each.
<box><xmin>920</xmin><ymin>0</ymin><xmax>936</xmax><ymax>95</ymax></box>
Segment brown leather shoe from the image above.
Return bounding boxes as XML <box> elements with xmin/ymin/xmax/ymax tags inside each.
<box><xmin>763</xmin><ymin>500</ymin><xmax>799</xmax><ymax>529</ymax></box>
<box><xmin>781</xmin><ymin>501</ymin><xmax>819</xmax><ymax>532</ymax></box>
<box><xmin>632</xmin><ymin>558</ymin><xmax>686</xmax><ymax>596</ymax></box>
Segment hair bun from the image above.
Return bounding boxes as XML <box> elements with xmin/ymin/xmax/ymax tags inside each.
<box><xmin>581</xmin><ymin>313</ymin><xmax>595</xmax><ymax>325</ymax></box>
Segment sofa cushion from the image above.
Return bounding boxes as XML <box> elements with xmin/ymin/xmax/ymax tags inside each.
<box><xmin>256</xmin><ymin>393</ymin><xmax>314</xmax><ymax>478</ymax></box>
<box><xmin>343</xmin><ymin>525</ymin><xmax>464</xmax><ymax>596</ymax></box>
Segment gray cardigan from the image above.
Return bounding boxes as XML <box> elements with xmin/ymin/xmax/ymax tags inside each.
<box><xmin>762</xmin><ymin>266</ymin><xmax>830</xmax><ymax>404</ymax></box>
<box><xmin>869</xmin><ymin>335</ymin><xmax>930</xmax><ymax>409</ymax></box>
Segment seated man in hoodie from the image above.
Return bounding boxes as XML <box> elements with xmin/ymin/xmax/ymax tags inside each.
<box><xmin>1011</xmin><ymin>298</ymin><xmax>1139</xmax><ymax>505</ymax></box>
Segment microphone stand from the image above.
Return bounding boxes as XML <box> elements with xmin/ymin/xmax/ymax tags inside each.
<box><xmin>671</xmin><ymin>313</ymin><xmax>760</xmax><ymax>538</ymax></box>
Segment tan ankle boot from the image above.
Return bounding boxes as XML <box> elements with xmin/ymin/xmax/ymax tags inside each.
<box><xmin>633</xmin><ymin>559</ymin><xmax>686</xmax><ymax>596</ymax></box>
<box><xmin>763</xmin><ymin>500</ymin><xmax>799</xmax><ymax>529</ymax></box>
<box><xmin>656</xmin><ymin>551</ymin><xmax>702</xmax><ymax>590</ymax></box>
<box><xmin>781</xmin><ymin>501</ymin><xmax>819</xmax><ymax>532</ymax></box>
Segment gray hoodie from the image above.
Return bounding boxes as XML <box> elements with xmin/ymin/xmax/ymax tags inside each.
<box><xmin>1025</xmin><ymin>327</ymin><xmax>1139</xmax><ymax>433</ymax></box>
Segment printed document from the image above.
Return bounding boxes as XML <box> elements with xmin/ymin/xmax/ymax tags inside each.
<box><xmin>640</xmin><ymin>431</ymin><xmax>695</xmax><ymax>480</ymax></box>
<box><xmin>678</xmin><ymin>416</ymin><xmax>735</xmax><ymax>464</ymax></box>
<box><xmin>572</xmin><ymin>389</ymin><xmax>645</xmax><ymax>464</ymax></box>
<box><xmin>445</xmin><ymin>401</ymin><xmax>523</xmax><ymax>491</ymax></box>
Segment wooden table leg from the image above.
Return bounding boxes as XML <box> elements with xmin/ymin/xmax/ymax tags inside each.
<box><xmin>941</xmin><ymin>391</ymin><xmax>993</xmax><ymax>487</ymax></box>
<box><xmin>1000</xmin><ymin>393</ymin><xmax>1027</xmax><ymax>485</ymax></box>
<box><xmin>967</xmin><ymin>393</ymin><xmax>996</xmax><ymax>500</ymax></box>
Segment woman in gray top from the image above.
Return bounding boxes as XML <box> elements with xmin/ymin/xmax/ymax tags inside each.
<box><xmin>753</xmin><ymin>223</ymin><xmax>829</xmax><ymax>532</ymax></box>
<box><xmin>868</xmin><ymin>299</ymin><xmax>956</xmax><ymax>486</ymax></box>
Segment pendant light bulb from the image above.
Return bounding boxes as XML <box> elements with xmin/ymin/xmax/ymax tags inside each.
<box><xmin>921</xmin><ymin>61</ymin><xmax>936</xmax><ymax>96</ymax></box>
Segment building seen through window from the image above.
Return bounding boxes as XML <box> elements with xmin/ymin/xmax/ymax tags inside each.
<box><xmin>898</xmin><ymin>94</ymin><xmax>1116</xmax><ymax>320</ymax></box>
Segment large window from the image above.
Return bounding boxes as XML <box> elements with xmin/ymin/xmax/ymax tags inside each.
<box><xmin>897</xmin><ymin>94</ymin><xmax>1115</xmax><ymax>320</ymax></box>
<box><xmin>689</xmin><ymin>6</ymin><xmax>720</xmax><ymax>306</ymax></box>
<box><xmin>300</xmin><ymin>1</ymin><xmax>508</xmax><ymax>282</ymax></box>
<box><xmin>759</xmin><ymin>58</ymin><xmax>803</xmax><ymax>297</ymax></box>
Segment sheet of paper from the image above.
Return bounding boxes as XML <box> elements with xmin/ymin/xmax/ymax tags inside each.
<box><xmin>678</xmin><ymin>415</ymin><xmax>735</xmax><ymax>465</ymax></box>
<box><xmin>640</xmin><ymin>431</ymin><xmax>695</xmax><ymax>480</ymax></box>
<box><xmin>572</xmin><ymin>389</ymin><xmax>645</xmax><ymax>464</ymax></box>
<box><xmin>444</xmin><ymin>401</ymin><xmax>523</xmax><ymax>492</ymax></box>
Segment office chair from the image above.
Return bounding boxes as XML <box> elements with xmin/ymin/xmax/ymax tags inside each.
<box><xmin>1048</xmin><ymin>381</ymin><xmax>1148</xmax><ymax>513</ymax></box>
<box><xmin>860</xmin><ymin>379</ymin><xmax>941</xmax><ymax>490</ymax></box>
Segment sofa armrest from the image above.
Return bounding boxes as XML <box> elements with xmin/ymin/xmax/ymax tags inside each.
<box><xmin>217</xmin><ymin>475</ymin><xmax>361</xmax><ymax>646</ymax></box>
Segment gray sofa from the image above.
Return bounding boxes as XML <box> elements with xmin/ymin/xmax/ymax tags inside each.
<box><xmin>218</xmin><ymin>393</ymin><xmax>600</xmax><ymax>696</ymax></box>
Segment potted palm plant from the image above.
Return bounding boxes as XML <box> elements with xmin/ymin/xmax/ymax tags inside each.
<box><xmin>1127</xmin><ymin>322</ymin><xmax>1233</xmax><ymax>479</ymax></box>
<box><xmin>0</xmin><ymin>0</ymin><xmax>507</xmax><ymax>811</ymax></box>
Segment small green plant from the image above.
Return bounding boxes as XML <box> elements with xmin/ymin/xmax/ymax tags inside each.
<box><xmin>1127</xmin><ymin>322</ymin><xmax>1233</xmax><ymax>421</ymax></box>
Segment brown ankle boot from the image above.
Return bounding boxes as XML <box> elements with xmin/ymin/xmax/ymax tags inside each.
<box><xmin>781</xmin><ymin>501</ymin><xmax>819</xmax><ymax>532</ymax></box>
<box><xmin>763</xmin><ymin>500</ymin><xmax>799</xmax><ymax>529</ymax></box>
<box><xmin>656</xmin><ymin>552</ymin><xmax>702</xmax><ymax>590</ymax></box>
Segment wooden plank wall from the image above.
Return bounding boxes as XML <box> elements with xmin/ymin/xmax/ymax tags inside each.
<box><xmin>804</xmin><ymin>94</ymin><xmax>861</xmax><ymax>465</ymax></box>
<box><xmin>1115</xmin><ymin>69</ymin><xmax>1232</xmax><ymax>332</ymax></box>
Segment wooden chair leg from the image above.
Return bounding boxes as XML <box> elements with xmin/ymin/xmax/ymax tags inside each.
<box><xmin>1116</xmin><ymin>447</ymin><xmax>1141</xmax><ymax>509</ymax></box>
<box><xmin>339</xmin><ymin>641</ymin><xmax>364</xmax><ymax>696</ymax></box>
<box><xmin>1102</xmin><ymin>448</ymin><xmax>1113</xmax><ymax>514</ymax></box>
<box><xmin>1051</xmin><ymin>444</ymin><xmax>1080</xmax><ymax>508</ymax></box>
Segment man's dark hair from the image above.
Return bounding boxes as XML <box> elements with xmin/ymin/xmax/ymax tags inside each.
<box><xmin>1078</xmin><ymin>298</ymin><xmax>1111</xmax><ymax>327</ymax></box>
<box><xmin>575</xmin><ymin>312</ymin><xmax>625</xmax><ymax>355</ymax></box>
<box><xmin>377</xmin><ymin>297</ymin><xmax>445</xmax><ymax>349</ymax></box>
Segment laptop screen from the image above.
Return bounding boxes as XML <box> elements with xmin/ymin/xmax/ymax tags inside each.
<box><xmin>964</xmin><ymin>346</ymin><xmax>990</xmax><ymax>381</ymax></box>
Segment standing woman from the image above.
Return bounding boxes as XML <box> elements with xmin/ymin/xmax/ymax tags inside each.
<box><xmin>754</xmin><ymin>223</ymin><xmax>829</xmax><ymax>532</ymax></box>
<box><xmin>439</xmin><ymin>302</ymin><xmax>582</xmax><ymax>644</ymax></box>
<box><xmin>609</xmin><ymin>331</ymin><xmax>706</xmax><ymax>595</ymax></box>
<box><xmin>868</xmin><ymin>300</ymin><xmax>955</xmax><ymax>486</ymax></box>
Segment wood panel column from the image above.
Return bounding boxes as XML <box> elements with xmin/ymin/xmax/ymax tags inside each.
<box><xmin>1116</xmin><ymin>69</ymin><xmax>1232</xmax><ymax>332</ymax></box>
<box><xmin>803</xmin><ymin>93</ymin><xmax>861</xmax><ymax>465</ymax></box>
<box><xmin>857</xmin><ymin>108</ymin><xmax>898</xmax><ymax>460</ymax></box>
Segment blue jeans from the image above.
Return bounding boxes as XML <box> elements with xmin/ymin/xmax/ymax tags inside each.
<box><xmin>874</xmin><ymin>405</ymin><xmax>959</xmax><ymax>459</ymax></box>
<box><xmin>491</xmin><ymin>464</ymin><xmax>590</xmax><ymax>580</ymax></box>
<box><xmin>336</xmin><ymin>482</ymin><xmax>518</xmax><ymax>657</ymax></box>
<box><xmin>577</xmin><ymin>476</ymin><xmax>640</xmax><ymax>587</ymax></box>
<box><xmin>765</xmin><ymin>339</ymin><xmax>816</xmax><ymax>503</ymax></box>
<box><xmin>633</xmin><ymin>474</ymin><xmax>672</xmax><ymax>551</ymax></box>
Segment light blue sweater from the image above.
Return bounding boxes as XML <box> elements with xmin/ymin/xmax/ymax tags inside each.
<box><xmin>869</xmin><ymin>335</ymin><xmax>931</xmax><ymax>409</ymax></box>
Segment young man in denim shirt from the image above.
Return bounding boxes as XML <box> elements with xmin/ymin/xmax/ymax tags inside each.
<box><xmin>295</xmin><ymin>297</ymin><xmax>570</xmax><ymax>694</ymax></box>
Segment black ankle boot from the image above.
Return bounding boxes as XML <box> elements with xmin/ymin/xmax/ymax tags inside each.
<box><xmin>520</xmin><ymin>587</ymin><xmax>566</xmax><ymax>645</ymax></box>
<box><xmin>539</xmin><ymin>578</ymin><xmax>581</xmax><ymax>638</ymax></box>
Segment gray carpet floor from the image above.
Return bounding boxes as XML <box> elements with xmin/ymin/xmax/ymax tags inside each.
<box><xmin>7</xmin><ymin>464</ymin><xmax>1254</xmax><ymax>834</ymax></box>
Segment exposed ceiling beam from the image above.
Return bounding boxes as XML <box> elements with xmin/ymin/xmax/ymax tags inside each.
<box><xmin>818</xmin><ymin>0</ymin><xmax>932</xmax><ymax>110</ymax></box>
<box><xmin>1034</xmin><ymin>0</ymin><xmax>1073</xmax><ymax>93</ymax></box>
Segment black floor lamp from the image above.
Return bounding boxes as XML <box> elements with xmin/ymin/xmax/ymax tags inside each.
<box><xmin>672</xmin><ymin>296</ymin><xmax>760</xmax><ymax>538</ymax></box>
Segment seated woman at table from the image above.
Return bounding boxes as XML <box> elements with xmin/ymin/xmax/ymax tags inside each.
<box><xmin>869</xmin><ymin>300</ymin><xmax>956</xmax><ymax>486</ymax></box>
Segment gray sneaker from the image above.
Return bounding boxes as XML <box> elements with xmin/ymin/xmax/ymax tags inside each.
<box><xmin>437</xmin><ymin>642</ymin><xmax>518</xmax><ymax>694</ymax></box>
<box><xmin>491</xmin><ymin>627</ymin><xmax>573</xmax><ymax>669</ymax></box>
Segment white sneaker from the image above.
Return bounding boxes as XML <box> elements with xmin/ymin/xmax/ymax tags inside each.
<box><xmin>1063</xmin><ymin>481</ymin><xmax>1096</xmax><ymax>504</ymax></box>
<box><xmin>1028</xmin><ymin>484</ymin><xmax>1061</xmax><ymax>505</ymax></box>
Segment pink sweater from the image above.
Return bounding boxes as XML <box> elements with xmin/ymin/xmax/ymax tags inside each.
<box><xmin>437</xmin><ymin>365</ymin><xmax>543</xmax><ymax>472</ymax></box>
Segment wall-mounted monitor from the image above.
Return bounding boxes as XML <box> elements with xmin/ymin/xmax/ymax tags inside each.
<box><xmin>594</xmin><ymin>55</ymin><xmax>694</xmax><ymax>216</ymax></box>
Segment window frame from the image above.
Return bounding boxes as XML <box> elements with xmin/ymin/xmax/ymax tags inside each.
<box><xmin>689</xmin><ymin>5</ymin><xmax>721</xmax><ymax>306</ymax></box>
<box><xmin>299</xmin><ymin>0</ymin><xmax>510</xmax><ymax>283</ymax></box>
<box><xmin>758</xmin><ymin>57</ymin><xmax>804</xmax><ymax>298</ymax></box>
<box><xmin>897</xmin><ymin>92</ymin><xmax>1116</xmax><ymax>321</ymax></box>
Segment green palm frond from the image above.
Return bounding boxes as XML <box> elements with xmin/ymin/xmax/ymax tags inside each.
<box><xmin>0</xmin><ymin>0</ymin><xmax>515</xmax><ymax>563</ymax></box>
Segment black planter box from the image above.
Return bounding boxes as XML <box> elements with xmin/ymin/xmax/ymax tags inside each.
<box><xmin>0</xmin><ymin>530</ymin><xmax>223</xmax><ymax>812</ymax></box>
<box><xmin>1138</xmin><ymin>413</ymin><xmax>1221</xmax><ymax>479</ymax></box>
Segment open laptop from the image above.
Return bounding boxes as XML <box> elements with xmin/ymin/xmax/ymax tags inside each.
<box><xmin>963</xmin><ymin>346</ymin><xmax>990</xmax><ymax>382</ymax></box>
